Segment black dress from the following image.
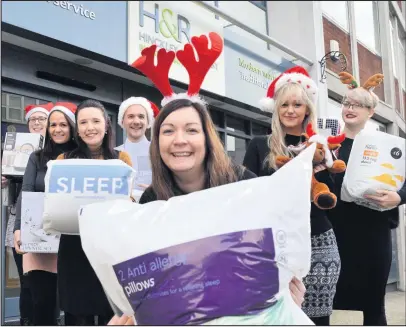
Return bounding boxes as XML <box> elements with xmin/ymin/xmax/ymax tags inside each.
<box><xmin>327</xmin><ymin>137</ymin><xmax>406</xmax><ymax>313</ymax></box>
<box><xmin>243</xmin><ymin>134</ymin><xmax>341</xmax><ymax>320</ymax></box>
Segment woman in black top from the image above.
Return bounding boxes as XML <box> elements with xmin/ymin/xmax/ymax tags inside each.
<box><xmin>244</xmin><ymin>67</ymin><xmax>340</xmax><ymax>326</ymax></box>
<box><xmin>327</xmin><ymin>80</ymin><xmax>406</xmax><ymax>326</ymax></box>
<box><xmin>13</xmin><ymin>103</ymin><xmax>77</xmax><ymax>325</ymax></box>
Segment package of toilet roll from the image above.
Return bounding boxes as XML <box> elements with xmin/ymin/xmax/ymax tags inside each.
<box><xmin>78</xmin><ymin>145</ymin><xmax>316</xmax><ymax>326</ymax></box>
<box><xmin>341</xmin><ymin>129</ymin><xmax>405</xmax><ymax>211</ymax></box>
<box><xmin>43</xmin><ymin>159</ymin><xmax>136</xmax><ymax>235</ymax></box>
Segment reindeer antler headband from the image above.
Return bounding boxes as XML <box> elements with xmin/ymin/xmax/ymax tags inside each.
<box><xmin>131</xmin><ymin>32</ymin><xmax>223</xmax><ymax>107</ymax></box>
<box><xmin>338</xmin><ymin>71</ymin><xmax>384</xmax><ymax>92</ymax></box>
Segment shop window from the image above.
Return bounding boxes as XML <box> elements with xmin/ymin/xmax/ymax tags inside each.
<box><xmin>1</xmin><ymin>92</ymin><xmax>50</xmax><ymax>124</ymax></box>
<box><xmin>209</xmin><ymin>108</ymin><xmax>225</xmax><ymax>128</ymax></box>
<box><xmin>226</xmin><ymin>115</ymin><xmax>250</xmax><ymax>135</ymax></box>
<box><xmin>354</xmin><ymin>1</ymin><xmax>381</xmax><ymax>53</ymax></box>
<box><xmin>252</xmin><ymin>123</ymin><xmax>269</xmax><ymax>135</ymax></box>
<box><xmin>321</xmin><ymin>1</ymin><xmax>349</xmax><ymax>32</ymax></box>
<box><xmin>226</xmin><ymin>135</ymin><xmax>248</xmax><ymax>165</ymax></box>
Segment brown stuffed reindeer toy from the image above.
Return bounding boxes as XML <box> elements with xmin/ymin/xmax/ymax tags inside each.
<box><xmin>275</xmin><ymin>123</ymin><xmax>347</xmax><ymax>210</ymax></box>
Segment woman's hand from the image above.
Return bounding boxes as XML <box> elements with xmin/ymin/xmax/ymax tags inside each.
<box><xmin>1</xmin><ymin>176</ymin><xmax>8</xmax><ymax>189</ymax></box>
<box><xmin>364</xmin><ymin>190</ymin><xmax>401</xmax><ymax>209</ymax></box>
<box><xmin>108</xmin><ymin>315</ymin><xmax>135</xmax><ymax>325</ymax></box>
<box><xmin>289</xmin><ymin>276</ymin><xmax>306</xmax><ymax>307</ymax></box>
<box><xmin>14</xmin><ymin>230</ymin><xmax>26</xmax><ymax>255</ymax></box>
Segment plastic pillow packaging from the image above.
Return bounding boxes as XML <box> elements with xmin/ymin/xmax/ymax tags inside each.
<box><xmin>341</xmin><ymin>129</ymin><xmax>405</xmax><ymax>211</ymax></box>
<box><xmin>79</xmin><ymin>144</ymin><xmax>317</xmax><ymax>325</ymax></box>
<box><xmin>43</xmin><ymin>159</ymin><xmax>136</xmax><ymax>235</ymax></box>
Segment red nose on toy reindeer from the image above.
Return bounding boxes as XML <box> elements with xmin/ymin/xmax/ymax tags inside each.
<box><xmin>276</xmin><ymin>123</ymin><xmax>347</xmax><ymax>210</ymax></box>
<box><xmin>131</xmin><ymin>32</ymin><xmax>223</xmax><ymax>108</ymax></box>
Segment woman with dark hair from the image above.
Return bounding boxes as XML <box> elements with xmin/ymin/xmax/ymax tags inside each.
<box><xmin>108</xmin><ymin>98</ymin><xmax>307</xmax><ymax>325</ymax></box>
<box><xmin>142</xmin><ymin>98</ymin><xmax>249</xmax><ymax>201</ymax></box>
<box><xmin>13</xmin><ymin>102</ymin><xmax>77</xmax><ymax>325</ymax></box>
<box><xmin>56</xmin><ymin>99</ymin><xmax>132</xmax><ymax>326</ymax></box>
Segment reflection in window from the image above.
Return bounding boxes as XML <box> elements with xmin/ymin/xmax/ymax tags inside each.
<box><xmin>226</xmin><ymin>115</ymin><xmax>249</xmax><ymax>134</ymax></box>
<box><xmin>321</xmin><ymin>1</ymin><xmax>349</xmax><ymax>32</ymax></box>
<box><xmin>226</xmin><ymin>135</ymin><xmax>247</xmax><ymax>165</ymax></box>
<box><xmin>252</xmin><ymin>123</ymin><xmax>269</xmax><ymax>135</ymax></box>
<box><xmin>398</xmin><ymin>41</ymin><xmax>405</xmax><ymax>90</ymax></box>
<box><xmin>354</xmin><ymin>1</ymin><xmax>380</xmax><ymax>53</ymax></box>
<box><xmin>389</xmin><ymin>20</ymin><xmax>397</xmax><ymax>78</ymax></box>
<box><xmin>209</xmin><ymin>109</ymin><xmax>225</xmax><ymax>128</ymax></box>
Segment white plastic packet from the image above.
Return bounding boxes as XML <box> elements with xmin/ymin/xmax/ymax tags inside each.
<box><xmin>43</xmin><ymin>159</ymin><xmax>136</xmax><ymax>235</ymax></box>
<box><xmin>341</xmin><ymin>129</ymin><xmax>405</xmax><ymax>211</ymax></box>
<box><xmin>79</xmin><ymin>144</ymin><xmax>316</xmax><ymax>325</ymax></box>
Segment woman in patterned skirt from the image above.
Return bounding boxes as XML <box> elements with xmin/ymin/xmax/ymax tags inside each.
<box><xmin>243</xmin><ymin>66</ymin><xmax>341</xmax><ymax>326</ymax></box>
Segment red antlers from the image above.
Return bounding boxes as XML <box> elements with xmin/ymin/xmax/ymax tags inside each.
<box><xmin>328</xmin><ymin>133</ymin><xmax>346</xmax><ymax>145</ymax></box>
<box><xmin>131</xmin><ymin>45</ymin><xmax>176</xmax><ymax>99</ymax></box>
<box><xmin>306</xmin><ymin>122</ymin><xmax>345</xmax><ymax>144</ymax></box>
<box><xmin>177</xmin><ymin>32</ymin><xmax>223</xmax><ymax>97</ymax></box>
<box><xmin>131</xmin><ymin>32</ymin><xmax>223</xmax><ymax>106</ymax></box>
<box><xmin>306</xmin><ymin>123</ymin><xmax>317</xmax><ymax>138</ymax></box>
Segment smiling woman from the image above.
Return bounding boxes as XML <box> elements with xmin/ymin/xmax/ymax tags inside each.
<box><xmin>143</xmin><ymin>98</ymin><xmax>252</xmax><ymax>201</ymax></box>
<box><xmin>54</xmin><ymin>99</ymin><xmax>133</xmax><ymax>326</ymax></box>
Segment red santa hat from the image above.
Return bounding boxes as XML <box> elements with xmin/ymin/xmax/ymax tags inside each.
<box><xmin>25</xmin><ymin>102</ymin><xmax>53</xmax><ymax>121</ymax></box>
<box><xmin>131</xmin><ymin>32</ymin><xmax>223</xmax><ymax>107</ymax></box>
<box><xmin>259</xmin><ymin>66</ymin><xmax>318</xmax><ymax>113</ymax></box>
<box><xmin>49</xmin><ymin>102</ymin><xmax>77</xmax><ymax>124</ymax></box>
<box><xmin>118</xmin><ymin>97</ymin><xmax>159</xmax><ymax>129</ymax></box>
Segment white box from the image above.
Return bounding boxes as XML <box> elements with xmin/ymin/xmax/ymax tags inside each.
<box><xmin>21</xmin><ymin>192</ymin><xmax>60</xmax><ymax>253</ymax></box>
<box><xmin>2</xmin><ymin>132</ymin><xmax>44</xmax><ymax>176</ymax></box>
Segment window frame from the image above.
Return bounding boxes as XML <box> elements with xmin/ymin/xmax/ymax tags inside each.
<box><xmin>321</xmin><ymin>1</ymin><xmax>350</xmax><ymax>33</ymax></box>
<box><xmin>1</xmin><ymin>92</ymin><xmax>50</xmax><ymax>124</ymax></box>
<box><xmin>353</xmin><ymin>0</ymin><xmax>382</xmax><ymax>56</ymax></box>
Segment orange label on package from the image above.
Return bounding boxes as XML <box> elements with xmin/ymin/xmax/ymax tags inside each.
<box><xmin>363</xmin><ymin>150</ymin><xmax>378</xmax><ymax>157</ymax></box>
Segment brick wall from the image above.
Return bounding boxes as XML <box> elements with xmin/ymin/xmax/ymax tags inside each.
<box><xmin>395</xmin><ymin>79</ymin><xmax>401</xmax><ymax>113</ymax></box>
<box><xmin>322</xmin><ymin>17</ymin><xmax>353</xmax><ymax>75</ymax></box>
<box><xmin>357</xmin><ymin>43</ymin><xmax>385</xmax><ymax>101</ymax></box>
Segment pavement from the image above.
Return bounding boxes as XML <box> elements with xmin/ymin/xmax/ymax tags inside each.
<box><xmin>331</xmin><ymin>291</ymin><xmax>406</xmax><ymax>325</ymax></box>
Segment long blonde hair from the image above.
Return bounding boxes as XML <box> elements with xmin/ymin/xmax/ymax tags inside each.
<box><xmin>267</xmin><ymin>83</ymin><xmax>318</xmax><ymax>170</ymax></box>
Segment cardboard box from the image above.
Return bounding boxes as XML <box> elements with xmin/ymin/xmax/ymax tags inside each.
<box><xmin>20</xmin><ymin>192</ymin><xmax>60</xmax><ymax>253</ymax></box>
<box><xmin>2</xmin><ymin>132</ymin><xmax>44</xmax><ymax>176</ymax></box>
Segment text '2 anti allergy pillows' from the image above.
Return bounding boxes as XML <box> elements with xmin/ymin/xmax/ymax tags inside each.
<box><xmin>78</xmin><ymin>145</ymin><xmax>317</xmax><ymax>325</ymax></box>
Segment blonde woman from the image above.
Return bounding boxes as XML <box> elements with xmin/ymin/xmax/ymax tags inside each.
<box><xmin>327</xmin><ymin>73</ymin><xmax>406</xmax><ymax>326</ymax></box>
<box><xmin>243</xmin><ymin>66</ymin><xmax>340</xmax><ymax>326</ymax></box>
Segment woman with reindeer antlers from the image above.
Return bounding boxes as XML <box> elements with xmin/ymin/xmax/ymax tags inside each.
<box><xmin>107</xmin><ymin>32</ymin><xmax>307</xmax><ymax>325</ymax></box>
<box><xmin>243</xmin><ymin>66</ymin><xmax>345</xmax><ymax>326</ymax></box>
<box><xmin>327</xmin><ymin>72</ymin><xmax>406</xmax><ymax>326</ymax></box>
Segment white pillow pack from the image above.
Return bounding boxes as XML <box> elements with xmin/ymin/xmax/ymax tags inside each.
<box><xmin>341</xmin><ymin>129</ymin><xmax>405</xmax><ymax>211</ymax></box>
<box><xmin>78</xmin><ymin>144</ymin><xmax>316</xmax><ymax>325</ymax></box>
<box><xmin>43</xmin><ymin>159</ymin><xmax>136</xmax><ymax>235</ymax></box>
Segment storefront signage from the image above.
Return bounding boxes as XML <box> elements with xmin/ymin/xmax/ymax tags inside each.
<box><xmin>2</xmin><ymin>1</ymin><xmax>126</xmax><ymax>62</ymax></box>
<box><xmin>223</xmin><ymin>29</ymin><xmax>295</xmax><ymax>109</ymax></box>
<box><xmin>128</xmin><ymin>1</ymin><xmax>225</xmax><ymax>96</ymax></box>
<box><xmin>47</xmin><ymin>1</ymin><xmax>96</xmax><ymax>20</ymax></box>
